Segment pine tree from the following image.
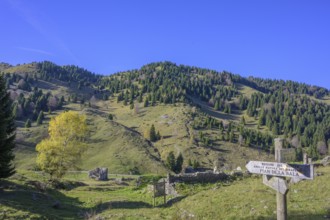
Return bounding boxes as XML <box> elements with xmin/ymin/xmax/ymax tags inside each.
<box><xmin>166</xmin><ymin>151</ymin><xmax>176</xmax><ymax>172</ymax></box>
<box><xmin>156</xmin><ymin>131</ymin><xmax>161</xmax><ymax>141</ymax></box>
<box><xmin>36</xmin><ymin>111</ymin><xmax>44</xmax><ymax>125</ymax></box>
<box><xmin>192</xmin><ymin>160</ymin><xmax>200</xmax><ymax>169</ymax></box>
<box><xmin>229</xmin><ymin>131</ymin><xmax>235</xmax><ymax>143</ymax></box>
<box><xmin>175</xmin><ymin>153</ymin><xmax>184</xmax><ymax>173</ymax></box>
<box><xmin>25</xmin><ymin>119</ymin><xmax>31</xmax><ymax>128</ymax></box>
<box><xmin>144</xmin><ymin>99</ymin><xmax>149</xmax><ymax>107</ymax></box>
<box><xmin>149</xmin><ymin>124</ymin><xmax>157</xmax><ymax>142</ymax></box>
<box><xmin>272</xmin><ymin>123</ymin><xmax>279</xmax><ymax>135</ymax></box>
<box><xmin>214</xmin><ymin>100</ymin><xmax>219</xmax><ymax>110</ymax></box>
<box><xmin>227</xmin><ymin>104</ymin><xmax>232</xmax><ymax>114</ymax></box>
<box><xmin>295</xmin><ymin>147</ymin><xmax>303</xmax><ymax>161</ymax></box>
<box><xmin>0</xmin><ymin>74</ymin><xmax>16</xmax><ymax>178</ymax></box>
<box><xmin>58</xmin><ymin>96</ymin><xmax>64</xmax><ymax>108</ymax></box>
<box><xmin>219</xmin><ymin>121</ymin><xmax>224</xmax><ymax>131</ymax></box>
<box><xmin>138</xmin><ymin>93</ymin><xmax>143</xmax><ymax>103</ymax></box>
<box><xmin>188</xmin><ymin>158</ymin><xmax>192</xmax><ymax>166</ymax></box>
<box><xmin>241</xmin><ymin>116</ymin><xmax>246</xmax><ymax>125</ymax></box>
<box><xmin>12</xmin><ymin>103</ymin><xmax>18</xmax><ymax>119</ymax></box>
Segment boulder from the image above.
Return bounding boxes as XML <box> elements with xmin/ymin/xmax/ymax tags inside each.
<box><xmin>88</xmin><ymin>167</ymin><xmax>108</xmax><ymax>181</ymax></box>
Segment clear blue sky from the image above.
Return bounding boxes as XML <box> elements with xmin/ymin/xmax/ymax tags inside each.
<box><xmin>1</xmin><ymin>0</ymin><xmax>329</xmax><ymax>89</ymax></box>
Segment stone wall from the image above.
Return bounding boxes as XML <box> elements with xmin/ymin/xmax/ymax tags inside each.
<box><xmin>167</xmin><ymin>171</ymin><xmax>230</xmax><ymax>184</ymax></box>
<box><xmin>145</xmin><ymin>171</ymin><xmax>245</xmax><ymax>197</ymax></box>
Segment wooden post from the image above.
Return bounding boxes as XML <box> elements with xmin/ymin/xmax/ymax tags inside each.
<box><xmin>303</xmin><ymin>153</ymin><xmax>308</xmax><ymax>164</ymax></box>
<box><xmin>274</xmin><ymin>138</ymin><xmax>287</xmax><ymax>220</ymax></box>
<box><xmin>275</xmin><ymin>138</ymin><xmax>283</xmax><ymax>162</ymax></box>
<box><xmin>247</xmin><ymin>141</ymin><xmax>314</xmax><ymax>220</ymax></box>
<box><xmin>164</xmin><ymin>179</ymin><xmax>166</xmax><ymax>205</ymax></box>
<box><xmin>308</xmin><ymin>158</ymin><xmax>312</xmax><ymax>164</ymax></box>
<box><xmin>153</xmin><ymin>181</ymin><xmax>156</xmax><ymax>207</ymax></box>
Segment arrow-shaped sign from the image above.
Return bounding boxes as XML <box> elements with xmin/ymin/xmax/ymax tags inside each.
<box><xmin>246</xmin><ymin>161</ymin><xmax>313</xmax><ymax>179</ymax></box>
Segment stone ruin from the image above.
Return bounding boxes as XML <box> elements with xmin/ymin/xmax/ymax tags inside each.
<box><xmin>88</xmin><ymin>167</ymin><xmax>108</xmax><ymax>181</ymax></box>
<box><xmin>147</xmin><ymin>178</ymin><xmax>178</xmax><ymax>197</ymax></box>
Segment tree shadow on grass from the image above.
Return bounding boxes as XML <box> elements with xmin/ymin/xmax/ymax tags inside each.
<box><xmin>0</xmin><ymin>179</ymin><xmax>84</xmax><ymax>219</ymax></box>
<box><xmin>288</xmin><ymin>212</ymin><xmax>329</xmax><ymax>220</ymax></box>
<box><xmin>98</xmin><ymin>200</ymin><xmax>152</xmax><ymax>210</ymax></box>
<box><xmin>241</xmin><ymin>211</ymin><xmax>330</xmax><ymax>220</ymax></box>
<box><xmin>164</xmin><ymin>195</ymin><xmax>187</xmax><ymax>207</ymax></box>
<box><xmin>209</xmin><ymin>146</ymin><xmax>230</xmax><ymax>153</ymax></box>
<box><xmin>84</xmin><ymin>186</ymin><xmax>125</xmax><ymax>192</ymax></box>
<box><xmin>93</xmin><ymin>195</ymin><xmax>188</xmax><ymax>216</ymax></box>
<box><xmin>137</xmin><ymin>113</ymin><xmax>146</xmax><ymax>117</ymax></box>
<box><xmin>88</xmin><ymin>137</ymin><xmax>107</xmax><ymax>144</ymax></box>
<box><xmin>186</xmin><ymin>95</ymin><xmax>239</xmax><ymax>121</ymax></box>
<box><xmin>35</xmin><ymin>80</ymin><xmax>59</xmax><ymax>91</ymax></box>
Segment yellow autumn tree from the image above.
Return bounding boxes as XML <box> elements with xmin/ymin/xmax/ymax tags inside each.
<box><xmin>36</xmin><ymin>111</ymin><xmax>88</xmax><ymax>180</ymax></box>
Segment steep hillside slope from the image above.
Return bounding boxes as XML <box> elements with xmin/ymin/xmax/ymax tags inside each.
<box><xmin>2</xmin><ymin>61</ymin><xmax>329</xmax><ymax>174</ymax></box>
<box><xmin>14</xmin><ymin>105</ymin><xmax>167</xmax><ymax>174</ymax></box>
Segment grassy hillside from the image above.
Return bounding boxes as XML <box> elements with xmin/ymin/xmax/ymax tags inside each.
<box><xmin>1</xmin><ymin>166</ymin><xmax>329</xmax><ymax>219</ymax></box>
<box><xmin>15</xmin><ymin>97</ymin><xmax>273</xmax><ymax>174</ymax></box>
<box><xmin>81</xmin><ymin>108</ymin><xmax>167</xmax><ymax>174</ymax></box>
<box><xmin>170</xmin><ymin>166</ymin><xmax>330</xmax><ymax>219</ymax></box>
<box><xmin>7</xmin><ymin>63</ymin><xmax>274</xmax><ymax>174</ymax></box>
<box><xmin>14</xmin><ymin>103</ymin><xmax>168</xmax><ymax>174</ymax></box>
<box><xmin>6</xmin><ymin>60</ymin><xmax>328</xmax><ymax>174</ymax></box>
<box><xmin>16</xmin><ymin>87</ymin><xmax>272</xmax><ymax>174</ymax></box>
<box><xmin>235</xmin><ymin>83</ymin><xmax>261</xmax><ymax>98</ymax></box>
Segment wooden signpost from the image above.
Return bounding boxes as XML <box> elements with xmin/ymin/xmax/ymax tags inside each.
<box><xmin>246</xmin><ymin>138</ymin><xmax>314</xmax><ymax>220</ymax></box>
<box><xmin>152</xmin><ymin>179</ymin><xmax>166</xmax><ymax>207</ymax></box>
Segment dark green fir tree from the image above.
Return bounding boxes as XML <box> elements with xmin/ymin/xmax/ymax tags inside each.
<box><xmin>0</xmin><ymin>74</ymin><xmax>16</xmax><ymax>178</ymax></box>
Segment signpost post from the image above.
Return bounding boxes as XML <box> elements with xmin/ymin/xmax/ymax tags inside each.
<box><xmin>152</xmin><ymin>179</ymin><xmax>167</xmax><ymax>207</ymax></box>
<box><xmin>275</xmin><ymin>138</ymin><xmax>287</xmax><ymax>220</ymax></box>
<box><xmin>246</xmin><ymin>138</ymin><xmax>314</xmax><ymax>220</ymax></box>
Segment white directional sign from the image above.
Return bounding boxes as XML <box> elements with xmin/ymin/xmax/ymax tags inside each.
<box><xmin>248</xmin><ymin>140</ymin><xmax>315</xmax><ymax>220</ymax></box>
<box><xmin>263</xmin><ymin>175</ymin><xmax>288</xmax><ymax>195</ymax></box>
<box><xmin>246</xmin><ymin>161</ymin><xmax>313</xmax><ymax>179</ymax></box>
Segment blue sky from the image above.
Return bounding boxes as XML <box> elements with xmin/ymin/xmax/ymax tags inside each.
<box><xmin>1</xmin><ymin>0</ymin><xmax>329</xmax><ymax>89</ymax></box>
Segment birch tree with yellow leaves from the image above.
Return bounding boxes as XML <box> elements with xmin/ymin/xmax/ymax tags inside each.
<box><xmin>36</xmin><ymin>111</ymin><xmax>88</xmax><ymax>180</ymax></box>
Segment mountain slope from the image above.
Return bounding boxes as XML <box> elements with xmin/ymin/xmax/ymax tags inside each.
<box><xmin>2</xmin><ymin>61</ymin><xmax>329</xmax><ymax>174</ymax></box>
<box><xmin>14</xmin><ymin>104</ymin><xmax>168</xmax><ymax>174</ymax></box>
